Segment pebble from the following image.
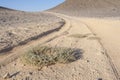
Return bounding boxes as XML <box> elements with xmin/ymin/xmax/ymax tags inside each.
<box><xmin>97</xmin><ymin>78</ymin><xmax>102</xmax><ymax>80</ymax></box>
<box><xmin>29</xmin><ymin>72</ymin><xmax>33</xmax><ymax>75</ymax></box>
<box><xmin>87</xmin><ymin>60</ymin><xmax>90</xmax><ymax>62</ymax></box>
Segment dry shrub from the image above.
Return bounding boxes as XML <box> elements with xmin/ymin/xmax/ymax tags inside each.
<box><xmin>21</xmin><ymin>46</ymin><xmax>82</xmax><ymax>68</ymax></box>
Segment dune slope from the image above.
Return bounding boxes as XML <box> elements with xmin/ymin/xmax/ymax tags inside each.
<box><xmin>0</xmin><ymin>7</ymin><xmax>64</xmax><ymax>53</ymax></box>
<box><xmin>51</xmin><ymin>0</ymin><xmax>120</xmax><ymax>17</ymax></box>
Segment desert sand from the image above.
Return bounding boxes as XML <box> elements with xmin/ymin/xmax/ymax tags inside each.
<box><xmin>0</xmin><ymin>0</ymin><xmax>120</xmax><ymax>80</ymax></box>
<box><xmin>51</xmin><ymin>0</ymin><xmax>120</xmax><ymax>17</ymax></box>
<box><xmin>0</xmin><ymin>8</ymin><xmax>64</xmax><ymax>53</ymax></box>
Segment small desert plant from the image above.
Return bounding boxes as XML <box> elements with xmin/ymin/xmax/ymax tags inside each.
<box><xmin>21</xmin><ymin>46</ymin><xmax>81</xmax><ymax>68</ymax></box>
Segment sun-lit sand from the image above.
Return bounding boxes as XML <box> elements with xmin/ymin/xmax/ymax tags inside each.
<box><xmin>0</xmin><ymin>0</ymin><xmax>120</xmax><ymax>80</ymax></box>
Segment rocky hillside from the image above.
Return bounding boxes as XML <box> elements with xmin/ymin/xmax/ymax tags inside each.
<box><xmin>50</xmin><ymin>0</ymin><xmax>120</xmax><ymax>17</ymax></box>
<box><xmin>0</xmin><ymin>7</ymin><xmax>65</xmax><ymax>53</ymax></box>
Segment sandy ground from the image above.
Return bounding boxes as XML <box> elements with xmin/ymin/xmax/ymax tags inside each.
<box><xmin>0</xmin><ymin>9</ymin><xmax>64</xmax><ymax>53</ymax></box>
<box><xmin>0</xmin><ymin>12</ymin><xmax>117</xmax><ymax>80</ymax></box>
<box><xmin>78</xmin><ymin>18</ymin><xmax>120</xmax><ymax>78</ymax></box>
<box><xmin>51</xmin><ymin>0</ymin><xmax>120</xmax><ymax>79</ymax></box>
<box><xmin>0</xmin><ymin>0</ymin><xmax>120</xmax><ymax>80</ymax></box>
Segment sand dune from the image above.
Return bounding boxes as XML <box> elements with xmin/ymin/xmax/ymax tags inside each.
<box><xmin>51</xmin><ymin>0</ymin><xmax>120</xmax><ymax>17</ymax></box>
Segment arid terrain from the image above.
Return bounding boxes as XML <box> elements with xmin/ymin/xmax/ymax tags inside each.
<box><xmin>0</xmin><ymin>8</ymin><xmax>64</xmax><ymax>53</ymax></box>
<box><xmin>0</xmin><ymin>0</ymin><xmax>120</xmax><ymax>80</ymax></box>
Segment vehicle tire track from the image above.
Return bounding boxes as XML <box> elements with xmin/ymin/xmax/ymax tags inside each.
<box><xmin>80</xmin><ymin>22</ymin><xmax>120</xmax><ymax>80</ymax></box>
<box><xmin>0</xmin><ymin>13</ymin><xmax>72</xmax><ymax>67</ymax></box>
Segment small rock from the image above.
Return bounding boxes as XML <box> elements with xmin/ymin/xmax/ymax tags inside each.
<box><xmin>3</xmin><ymin>72</ymin><xmax>10</xmax><ymax>79</ymax></box>
<box><xmin>87</xmin><ymin>60</ymin><xmax>90</xmax><ymax>62</ymax></box>
<box><xmin>97</xmin><ymin>78</ymin><xmax>102</xmax><ymax>80</ymax></box>
<box><xmin>52</xmin><ymin>70</ymin><xmax>55</xmax><ymax>72</ymax></box>
<box><xmin>3</xmin><ymin>20</ymin><xmax>6</xmax><ymax>22</ymax></box>
<box><xmin>29</xmin><ymin>72</ymin><xmax>33</xmax><ymax>75</ymax></box>
<box><xmin>72</xmin><ymin>74</ymin><xmax>74</xmax><ymax>77</ymax></box>
<box><xmin>14</xmin><ymin>63</ymin><xmax>16</xmax><ymax>66</ymax></box>
<box><xmin>23</xmin><ymin>64</ymin><xmax>26</xmax><ymax>66</ymax></box>
<box><xmin>112</xmin><ymin>8</ymin><xmax>116</xmax><ymax>11</ymax></box>
<box><xmin>101</xmin><ymin>51</ymin><xmax>105</xmax><ymax>54</ymax></box>
<box><xmin>40</xmin><ymin>73</ymin><xmax>43</xmax><ymax>75</ymax></box>
<box><xmin>78</xmin><ymin>73</ymin><xmax>81</xmax><ymax>75</ymax></box>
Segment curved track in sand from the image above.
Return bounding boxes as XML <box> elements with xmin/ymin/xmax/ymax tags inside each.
<box><xmin>0</xmin><ymin>0</ymin><xmax>120</xmax><ymax>79</ymax></box>
<box><xmin>54</xmin><ymin>13</ymin><xmax>120</xmax><ymax>79</ymax></box>
<box><xmin>0</xmin><ymin>12</ymin><xmax>119</xmax><ymax>80</ymax></box>
<box><xmin>0</xmin><ymin>13</ymin><xmax>71</xmax><ymax>65</ymax></box>
<box><xmin>78</xmin><ymin>18</ymin><xmax>120</xmax><ymax>80</ymax></box>
<box><xmin>51</xmin><ymin>0</ymin><xmax>120</xmax><ymax>79</ymax></box>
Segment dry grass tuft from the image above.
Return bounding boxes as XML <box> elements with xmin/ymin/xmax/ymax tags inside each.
<box><xmin>21</xmin><ymin>46</ymin><xmax>82</xmax><ymax>68</ymax></box>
